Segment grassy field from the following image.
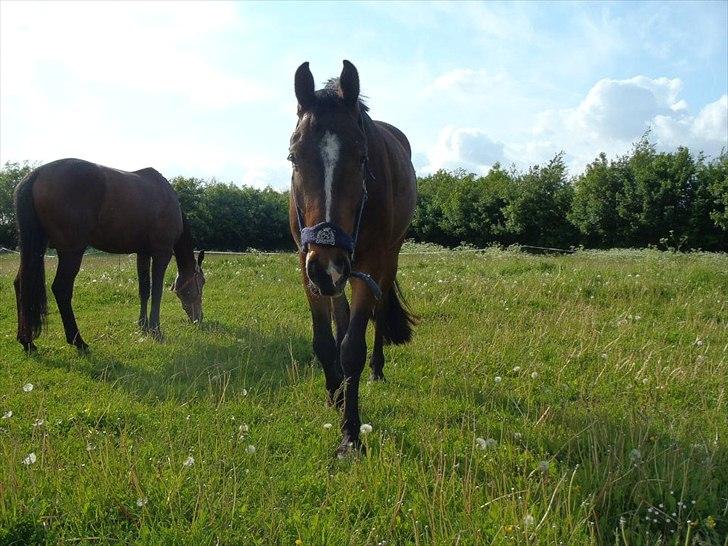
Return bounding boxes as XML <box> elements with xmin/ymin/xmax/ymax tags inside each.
<box><xmin>0</xmin><ymin>246</ymin><xmax>726</xmax><ymax>545</ymax></box>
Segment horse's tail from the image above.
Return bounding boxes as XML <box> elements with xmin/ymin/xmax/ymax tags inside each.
<box><xmin>377</xmin><ymin>278</ymin><xmax>419</xmax><ymax>345</ymax></box>
<box><xmin>14</xmin><ymin>169</ymin><xmax>48</xmax><ymax>342</ymax></box>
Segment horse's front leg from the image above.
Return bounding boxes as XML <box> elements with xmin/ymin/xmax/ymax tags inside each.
<box><xmin>336</xmin><ymin>278</ymin><xmax>376</xmax><ymax>457</ymax></box>
<box><xmin>301</xmin><ymin>255</ymin><xmax>344</xmax><ymax>405</ymax></box>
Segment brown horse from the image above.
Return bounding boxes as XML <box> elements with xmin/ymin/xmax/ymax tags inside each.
<box><xmin>13</xmin><ymin>158</ymin><xmax>205</xmax><ymax>353</ymax></box>
<box><xmin>289</xmin><ymin>60</ymin><xmax>418</xmax><ymax>456</ymax></box>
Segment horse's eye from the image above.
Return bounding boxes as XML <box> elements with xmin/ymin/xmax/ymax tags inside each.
<box><xmin>287</xmin><ymin>152</ymin><xmax>297</xmax><ymax>165</ymax></box>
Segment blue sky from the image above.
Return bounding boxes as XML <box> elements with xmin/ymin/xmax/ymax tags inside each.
<box><xmin>1</xmin><ymin>1</ymin><xmax>726</xmax><ymax>189</ymax></box>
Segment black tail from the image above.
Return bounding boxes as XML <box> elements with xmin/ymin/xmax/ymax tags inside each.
<box><xmin>377</xmin><ymin>278</ymin><xmax>419</xmax><ymax>345</ymax></box>
<box><xmin>14</xmin><ymin>170</ymin><xmax>48</xmax><ymax>343</ymax></box>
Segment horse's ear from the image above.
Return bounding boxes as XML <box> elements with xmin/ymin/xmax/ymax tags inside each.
<box><xmin>170</xmin><ymin>278</ymin><xmax>177</xmax><ymax>292</ymax></box>
<box><xmin>340</xmin><ymin>60</ymin><xmax>360</xmax><ymax>108</ymax></box>
<box><xmin>197</xmin><ymin>250</ymin><xmax>205</xmax><ymax>266</ymax></box>
<box><xmin>295</xmin><ymin>62</ymin><xmax>316</xmax><ymax>111</ymax></box>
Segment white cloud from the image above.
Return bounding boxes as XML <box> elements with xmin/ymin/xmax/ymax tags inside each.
<box><xmin>0</xmin><ymin>2</ymin><xmax>266</xmax><ymax>109</ymax></box>
<box><xmin>423</xmin><ymin>127</ymin><xmax>504</xmax><ymax>174</ymax></box>
<box><xmin>521</xmin><ymin>77</ymin><xmax>727</xmax><ymax>172</ymax></box>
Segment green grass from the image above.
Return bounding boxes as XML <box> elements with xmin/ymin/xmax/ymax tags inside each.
<box><xmin>1</xmin><ymin>246</ymin><xmax>727</xmax><ymax>545</ymax></box>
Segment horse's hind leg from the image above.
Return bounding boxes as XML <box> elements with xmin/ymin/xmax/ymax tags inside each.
<box><xmin>148</xmin><ymin>251</ymin><xmax>172</xmax><ymax>341</ymax></box>
<box><xmin>52</xmin><ymin>250</ymin><xmax>88</xmax><ymax>352</ymax></box>
<box><xmin>136</xmin><ymin>253</ymin><xmax>151</xmax><ymax>331</ymax></box>
<box><xmin>332</xmin><ymin>293</ymin><xmax>350</xmax><ymax>351</ymax></box>
<box><xmin>369</xmin><ymin>313</ymin><xmax>385</xmax><ymax>381</ymax></box>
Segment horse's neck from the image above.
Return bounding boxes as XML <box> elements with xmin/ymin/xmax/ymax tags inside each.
<box><xmin>174</xmin><ymin>249</ymin><xmax>196</xmax><ymax>276</ymax></box>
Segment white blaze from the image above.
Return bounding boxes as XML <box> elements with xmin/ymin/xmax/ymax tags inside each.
<box><xmin>320</xmin><ymin>131</ymin><xmax>340</xmax><ymax>221</ymax></box>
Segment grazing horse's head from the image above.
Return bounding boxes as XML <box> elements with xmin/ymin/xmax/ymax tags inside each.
<box><xmin>289</xmin><ymin>60</ymin><xmax>369</xmax><ymax>297</ymax></box>
<box><xmin>172</xmin><ymin>250</ymin><xmax>206</xmax><ymax>323</ymax></box>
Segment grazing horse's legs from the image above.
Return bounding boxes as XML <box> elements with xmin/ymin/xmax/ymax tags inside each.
<box><xmin>147</xmin><ymin>252</ymin><xmax>172</xmax><ymax>340</ymax></box>
<box><xmin>52</xmin><ymin>250</ymin><xmax>88</xmax><ymax>352</ymax></box>
<box><xmin>337</xmin><ymin>278</ymin><xmax>377</xmax><ymax>456</ymax></box>
<box><xmin>136</xmin><ymin>253</ymin><xmax>151</xmax><ymax>331</ymax></box>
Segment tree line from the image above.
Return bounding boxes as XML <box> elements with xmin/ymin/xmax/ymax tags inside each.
<box><xmin>1</xmin><ymin>138</ymin><xmax>726</xmax><ymax>253</ymax></box>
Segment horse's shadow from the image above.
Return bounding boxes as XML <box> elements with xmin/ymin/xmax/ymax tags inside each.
<box><xmin>35</xmin><ymin>318</ymin><xmax>312</xmax><ymax>403</ymax></box>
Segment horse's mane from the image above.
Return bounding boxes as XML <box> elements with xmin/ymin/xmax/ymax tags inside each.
<box><xmin>315</xmin><ymin>78</ymin><xmax>369</xmax><ymax>113</ymax></box>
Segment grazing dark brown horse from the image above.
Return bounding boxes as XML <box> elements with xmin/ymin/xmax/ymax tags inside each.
<box><xmin>289</xmin><ymin>60</ymin><xmax>418</xmax><ymax>456</ymax></box>
<box><xmin>13</xmin><ymin>158</ymin><xmax>205</xmax><ymax>353</ymax></box>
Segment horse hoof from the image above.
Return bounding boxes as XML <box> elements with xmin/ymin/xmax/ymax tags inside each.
<box><xmin>335</xmin><ymin>436</ymin><xmax>364</xmax><ymax>459</ymax></box>
<box><xmin>368</xmin><ymin>372</ymin><xmax>386</xmax><ymax>382</ymax></box>
<box><xmin>150</xmin><ymin>328</ymin><xmax>164</xmax><ymax>342</ymax></box>
<box><xmin>21</xmin><ymin>341</ymin><xmax>37</xmax><ymax>354</ymax></box>
<box><xmin>76</xmin><ymin>343</ymin><xmax>90</xmax><ymax>355</ymax></box>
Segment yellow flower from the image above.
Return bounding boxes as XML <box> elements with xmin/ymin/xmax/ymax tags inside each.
<box><xmin>295</xmin><ymin>540</ymin><xmax>303</xmax><ymax>545</ymax></box>
<box><xmin>503</xmin><ymin>525</ymin><xmax>513</xmax><ymax>533</ymax></box>
<box><xmin>705</xmin><ymin>515</ymin><xmax>716</xmax><ymax>529</ymax></box>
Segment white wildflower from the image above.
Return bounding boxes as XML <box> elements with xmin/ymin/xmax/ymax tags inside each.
<box><xmin>360</xmin><ymin>423</ymin><xmax>373</xmax><ymax>434</ymax></box>
<box><xmin>531</xmin><ymin>371</ymin><xmax>539</xmax><ymax>379</ymax></box>
<box><xmin>524</xmin><ymin>514</ymin><xmax>535</xmax><ymax>527</ymax></box>
<box><xmin>23</xmin><ymin>452</ymin><xmax>37</xmax><ymax>465</ymax></box>
<box><xmin>512</xmin><ymin>366</ymin><xmax>521</xmax><ymax>372</ymax></box>
<box><xmin>494</xmin><ymin>376</ymin><xmax>502</xmax><ymax>384</ymax></box>
<box><xmin>2</xmin><ymin>411</ymin><xmax>12</xmax><ymax>419</ymax></box>
<box><xmin>33</xmin><ymin>419</ymin><xmax>44</xmax><ymax>427</ymax></box>
<box><xmin>629</xmin><ymin>448</ymin><xmax>642</xmax><ymax>463</ymax></box>
<box><xmin>136</xmin><ymin>497</ymin><xmax>148</xmax><ymax>507</ymax></box>
<box><xmin>323</xmin><ymin>423</ymin><xmax>333</xmax><ymax>429</ymax></box>
<box><xmin>183</xmin><ymin>455</ymin><xmax>195</xmax><ymax>468</ymax></box>
<box><xmin>475</xmin><ymin>437</ymin><xmax>497</xmax><ymax>450</ymax></box>
<box><xmin>246</xmin><ymin>445</ymin><xmax>256</xmax><ymax>454</ymax></box>
<box><xmin>22</xmin><ymin>383</ymin><xmax>33</xmax><ymax>392</ymax></box>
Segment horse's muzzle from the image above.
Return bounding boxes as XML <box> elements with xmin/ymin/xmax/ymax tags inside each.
<box><xmin>306</xmin><ymin>252</ymin><xmax>351</xmax><ymax>296</ymax></box>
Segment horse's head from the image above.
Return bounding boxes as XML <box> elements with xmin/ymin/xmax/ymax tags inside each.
<box><xmin>289</xmin><ymin>60</ymin><xmax>368</xmax><ymax>297</ymax></box>
<box><xmin>172</xmin><ymin>250</ymin><xmax>206</xmax><ymax>323</ymax></box>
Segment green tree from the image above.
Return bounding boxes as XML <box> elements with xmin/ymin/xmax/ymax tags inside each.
<box><xmin>503</xmin><ymin>153</ymin><xmax>576</xmax><ymax>248</ymax></box>
<box><xmin>0</xmin><ymin>161</ymin><xmax>37</xmax><ymax>249</ymax></box>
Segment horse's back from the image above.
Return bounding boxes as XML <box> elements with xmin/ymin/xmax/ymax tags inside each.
<box><xmin>31</xmin><ymin>158</ymin><xmax>182</xmax><ymax>254</ymax></box>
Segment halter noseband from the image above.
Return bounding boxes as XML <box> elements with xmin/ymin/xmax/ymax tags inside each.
<box><xmin>292</xmin><ymin>114</ymin><xmax>382</xmax><ymax>301</ymax></box>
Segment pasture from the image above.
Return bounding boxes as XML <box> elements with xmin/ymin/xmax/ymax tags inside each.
<box><xmin>0</xmin><ymin>246</ymin><xmax>726</xmax><ymax>544</ymax></box>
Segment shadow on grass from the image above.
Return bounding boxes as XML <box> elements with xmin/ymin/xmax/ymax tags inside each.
<box><xmin>31</xmin><ymin>318</ymin><xmax>312</xmax><ymax>403</ymax></box>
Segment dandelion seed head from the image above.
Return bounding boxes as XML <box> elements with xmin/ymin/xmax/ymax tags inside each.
<box><xmin>360</xmin><ymin>424</ymin><xmax>373</xmax><ymax>434</ymax></box>
<box><xmin>524</xmin><ymin>514</ymin><xmax>535</xmax><ymax>527</ymax></box>
<box><xmin>531</xmin><ymin>371</ymin><xmax>539</xmax><ymax>379</ymax></box>
<box><xmin>136</xmin><ymin>497</ymin><xmax>148</xmax><ymax>507</ymax></box>
<box><xmin>22</xmin><ymin>383</ymin><xmax>33</xmax><ymax>392</ymax></box>
<box><xmin>512</xmin><ymin>366</ymin><xmax>521</xmax><ymax>372</ymax></box>
<box><xmin>494</xmin><ymin>376</ymin><xmax>502</xmax><ymax>384</ymax></box>
<box><xmin>23</xmin><ymin>452</ymin><xmax>37</xmax><ymax>465</ymax></box>
<box><xmin>246</xmin><ymin>445</ymin><xmax>256</xmax><ymax>454</ymax></box>
<box><xmin>323</xmin><ymin>423</ymin><xmax>333</xmax><ymax>429</ymax></box>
